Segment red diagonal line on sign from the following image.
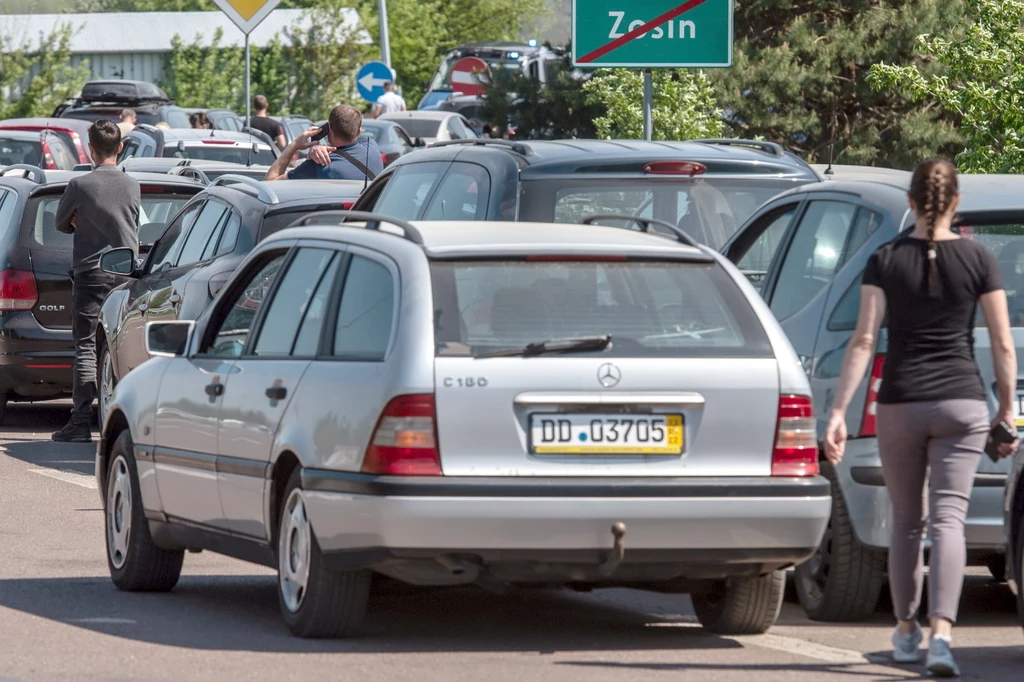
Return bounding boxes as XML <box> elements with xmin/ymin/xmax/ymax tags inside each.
<box><xmin>577</xmin><ymin>0</ymin><xmax>712</xmax><ymax>64</ymax></box>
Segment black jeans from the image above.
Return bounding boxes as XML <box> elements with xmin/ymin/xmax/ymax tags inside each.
<box><xmin>70</xmin><ymin>269</ymin><xmax>124</xmax><ymax>426</ymax></box>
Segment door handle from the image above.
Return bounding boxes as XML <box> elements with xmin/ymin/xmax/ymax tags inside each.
<box><xmin>169</xmin><ymin>293</ymin><xmax>181</xmax><ymax>304</ymax></box>
<box><xmin>205</xmin><ymin>382</ymin><xmax>224</xmax><ymax>397</ymax></box>
<box><xmin>138</xmin><ymin>303</ymin><xmax>149</xmax><ymax>313</ymax></box>
<box><xmin>265</xmin><ymin>385</ymin><xmax>287</xmax><ymax>401</ymax></box>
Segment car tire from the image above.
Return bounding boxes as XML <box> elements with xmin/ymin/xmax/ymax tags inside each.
<box><xmin>1015</xmin><ymin>519</ymin><xmax>1024</xmax><ymax>634</ymax></box>
<box><xmin>276</xmin><ymin>469</ymin><xmax>370</xmax><ymax>638</ymax></box>
<box><xmin>794</xmin><ymin>461</ymin><xmax>886</xmax><ymax>621</ymax></box>
<box><xmin>0</xmin><ymin>396</ymin><xmax>6</xmax><ymax>425</ymax></box>
<box><xmin>692</xmin><ymin>570</ymin><xmax>785</xmax><ymax>635</ymax></box>
<box><xmin>986</xmin><ymin>554</ymin><xmax>1007</xmax><ymax>582</ymax></box>
<box><xmin>106</xmin><ymin>430</ymin><xmax>184</xmax><ymax>591</ymax></box>
<box><xmin>98</xmin><ymin>341</ymin><xmax>116</xmax><ymax>433</ymax></box>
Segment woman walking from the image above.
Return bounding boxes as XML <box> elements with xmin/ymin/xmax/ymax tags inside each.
<box><xmin>824</xmin><ymin>159</ymin><xmax>1019</xmax><ymax>677</ymax></box>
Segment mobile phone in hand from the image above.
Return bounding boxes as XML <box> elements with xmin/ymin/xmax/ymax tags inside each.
<box><xmin>985</xmin><ymin>420</ymin><xmax>1017</xmax><ymax>462</ymax></box>
<box><xmin>311</xmin><ymin>123</ymin><xmax>329</xmax><ymax>142</ymax></box>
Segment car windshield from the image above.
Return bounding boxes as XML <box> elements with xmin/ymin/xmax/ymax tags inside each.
<box><xmin>961</xmin><ymin>222</ymin><xmax>1024</xmax><ymax>326</ymax></box>
<box><xmin>0</xmin><ymin>137</ymin><xmax>43</xmax><ymax>166</ymax></box>
<box><xmin>522</xmin><ymin>178</ymin><xmax>800</xmax><ymax>251</ymax></box>
<box><xmin>393</xmin><ymin>119</ymin><xmax>441</xmax><ymax>139</ymax></box>
<box><xmin>163</xmin><ymin>145</ymin><xmax>276</xmax><ymax>165</ymax></box>
<box><xmin>430</xmin><ymin>259</ymin><xmax>771</xmax><ymax>358</ymax></box>
<box><xmin>23</xmin><ymin>193</ymin><xmax>192</xmax><ymax>250</ymax></box>
<box><xmin>360</xmin><ymin>126</ymin><xmax>382</xmax><ymax>141</ymax></box>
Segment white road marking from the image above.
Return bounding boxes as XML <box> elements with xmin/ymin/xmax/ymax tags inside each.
<box><xmin>67</xmin><ymin>617</ymin><xmax>136</xmax><ymax>625</ymax></box>
<box><xmin>729</xmin><ymin>633</ymin><xmax>875</xmax><ymax>665</ymax></box>
<box><xmin>28</xmin><ymin>468</ymin><xmax>96</xmax><ymax>490</ymax></box>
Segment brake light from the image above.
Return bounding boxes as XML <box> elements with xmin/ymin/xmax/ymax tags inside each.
<box><xmin>772</xmin><ymin>395</ymin><xmax>818</xmax><ymax>477</ymax></box>
<box><xmin>40</xmin><ymin>141</ymin><xmax>56</xmax><ymax>170</ymax></box>
<box><xmin>362</xmin><ymin>395</ymin><xmax>441</xmax><ymax>476</ymax></box>
<box><xmin>341</xmin><ymin>201</ymin><xmax>355</xmax><ymax>210</ymax></box>
<box><xmin>860</xmin><ymin>354</ymin><xmax>886</xmax><ymax>437</ymax></box>
<box><xmin>524</xmin><ymin>255</ymin><xmax>629</xmax><ymax>262</ymax></box>
<box><xmin>380</xmin><ymin>153</ymin><xmax>388</xmax><ymax>166</ymax></box>
<box><xmin>0</xmin><ymin>269</ymin><xmax>39</xmax><ymax>311</ymax></box>
<box><xmin>643</xmin><ymin>160</ymin><xmax>707</xmax><ymax>176</ymax></box>
<box><xmin>141</xmin><ymin>185</ymin><xmax>169</xmax><ymax>194</ymax></box>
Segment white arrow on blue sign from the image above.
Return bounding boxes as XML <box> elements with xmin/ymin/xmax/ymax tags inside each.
<box><xmin>357</xmin><ymin>61</ymin><xmax>396</xmax><ymax>103</ymax></box>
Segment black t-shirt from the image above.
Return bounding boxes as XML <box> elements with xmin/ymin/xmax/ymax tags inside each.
<box><xmin>863</xmin><ymin>236</ymin><xmax>1002</xmax><ymax>404</ymax></box>
<box><xmin>247</xmin><ymin>116</ymin><xmax>283</xmax><ymax>140</ymax></box>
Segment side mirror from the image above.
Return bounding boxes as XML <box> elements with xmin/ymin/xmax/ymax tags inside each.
<box><xmin>100</xmin><ymin>247</ymin><xmax>137</xmax><ymax>276</ymax></box>
<box><xmin>414</xmin><ymin>137</ymin><xmax>426</xmax><ymax>148</ymax></box>
<box><xmin>146</xmin><ymin>320</ymin><xmax>194</xmax><ymax>358</ymax></box>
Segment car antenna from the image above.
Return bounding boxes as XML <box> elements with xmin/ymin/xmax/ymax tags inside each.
<box><xmin>823</xmin><ymin>113</ymin><xmax>836</xmax><ymax>177</ymax></box>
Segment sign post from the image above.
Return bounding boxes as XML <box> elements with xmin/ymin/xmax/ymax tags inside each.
<box><xmin>377</xmin><ymin>0</ymin><xmax>392</xmax><ymax>68</ymax></box>
<box><xmin>572</xmin><ymin>0</ymin><xmax>733</xmax><ymax>139</ymax></box>
<box><xmin>213</xmin><ymin>0</ymin><xmax>283</xmax><ymax>126</ymax></box>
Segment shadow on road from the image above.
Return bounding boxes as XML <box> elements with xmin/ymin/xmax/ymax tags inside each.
<box><xmin>0</xmin><ymin>577</ymin><xmax>748</xmax><ymax>654</ymax></box>
<box><xmin>0</xmin><ymin>402</ymin><xmax>94</xmax><ymax>477</ymax></box>
<box><xmin>1</xmin><ymin>401</ymin><xmax>75</xmax><ymax>435</ymax></box>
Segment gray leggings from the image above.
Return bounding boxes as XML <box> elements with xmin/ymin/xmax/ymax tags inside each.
<box><xmin>876</xmin><ymin>399</ymin><xmax>988</xmax><ymax>624</ymax></box>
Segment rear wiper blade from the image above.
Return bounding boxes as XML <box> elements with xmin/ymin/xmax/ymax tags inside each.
<box><xmin>477</xmin><ymin>335</ymin><xmax>612</xmax><ymax>359</ymax></box>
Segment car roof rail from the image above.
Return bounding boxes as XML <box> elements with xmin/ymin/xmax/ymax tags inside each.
<box><xmin>168</xmin><ymin>165</ymin><xmax>210</xmax><ymax>185</ymax></box>
<box><xmin>135</xmin><ymin>123</ymin><xmax>161</xmax><ymax>134</ymax></box>
<box><xmin>692</xmin><ymin>138</ymin><xmax>785</xmax><ymax>157</ymax></box>
<box><xmin>291</xmin><ymin>210</ymin><xmax>424</xmax><ymax>245</ymax></box>
<box><xmin>0</xmin><ymin>164</ymin><xmax>47</xmax><ymax>184</ymax></box>
<box><xmin>209</xmin><ymin>174</ymin><xmax>278</xmax><ymax>205</ymax></box>
<box><xmin>579</xmin><ymin>214</ymin><xmax>701</xmax><ymax>248</ymax></box>
<box><xmin>429</xmin><ymin>139</ymin><xmax>534</xmax><ymax>157</ymax></box>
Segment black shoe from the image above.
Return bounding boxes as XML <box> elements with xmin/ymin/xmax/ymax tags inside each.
<box><xmin>51</xmin><ymin>422</ymin><xmax>93</xmax><ymax>443</ymax></box>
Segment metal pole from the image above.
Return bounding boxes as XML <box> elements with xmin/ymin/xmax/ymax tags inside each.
<box><xmin>377</xmin><ymin>0</ymin><xmax>392</xmax><ymax>68</ymax></box>
<box><xmin>244</xmin><ymin>33</ymin><xmax>251</xmax><ymax>126</ymax></box>
<box><xmin>643</xmin><ymin>69</ymin><xmax>653</xmax><ymax>141</ymax></box>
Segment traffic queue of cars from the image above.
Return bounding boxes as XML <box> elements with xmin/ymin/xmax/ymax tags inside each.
<box><xmin>0</xmin><ymin>130</ymin><xmax>1019</xmax><ymax>638</ymax></box>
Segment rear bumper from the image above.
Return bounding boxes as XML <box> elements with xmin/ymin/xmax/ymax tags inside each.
<box><xmin>837</xmin><ymin>437</ymin><xmax>1006</xmax><ymax>551</ymax></box>
<box><xmin>301</xmin><ymin>472</ymin><xmax>832</xmax><ymax>573</ymax></box>
<box><xmin>0</xmin><ymin>312</ymin><xmax>73</xmax><ymax>399</ymax></box>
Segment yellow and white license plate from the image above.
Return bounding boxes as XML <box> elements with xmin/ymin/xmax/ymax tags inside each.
<box><xmin>1017</xmin><ymin>391</ymin><xmax>1024</xmax><ymax>428</ymax></box>
<box><xmin>530</xmin><ymin>414</ymin><xmax>684</xmax><ymax>455</ymax></box>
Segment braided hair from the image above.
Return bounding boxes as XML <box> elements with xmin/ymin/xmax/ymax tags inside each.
<box><xmin>909</xmin><ymin>159</ymin><xmax>958</xmax><ymax>298</ymax></box>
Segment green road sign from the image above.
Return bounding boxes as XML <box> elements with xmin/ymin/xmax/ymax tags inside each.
<box><xmin>572</xmin><ymin>0</ymin><xmax>733</xmax><ymax>68</ymax></box>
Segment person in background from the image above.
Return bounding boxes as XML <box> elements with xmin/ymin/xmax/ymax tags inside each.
<box><xmin>823</xmin><ymin>159</ymin><xmax>1018</xmax><ymax>677</ymax></box>
<box><xmin>247</xmin><ymin>95</ymin><xmax>286</xmax><ymax>150</ymax></box>
<box><xmin>189</xmin><ymin>111</ymin><xmax>212</xmax><ymax>130</ymax></box>
<box><xmin>117</xmin><ymin>109</ymin><xmax>136</xmax><ymax>135</ymax></box>
<box><xmin>372</xmin><ymin>82</ymin><xmax>406</xmax><ymax>118</ymax></box>
<box><xmin>52</xmin><ymin>120</ymin><xmax>140</xmax><ymax>442</ymax></box>
<box><xmin>265</xmin><ymin>104</ymin><xmax>383</xmax><ymax>182</ymax></box>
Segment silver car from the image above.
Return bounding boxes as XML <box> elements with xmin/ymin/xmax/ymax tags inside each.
<box><xmin>95</xmin><ymin>213</ymin><xmax>831</xmax><ymax>638</ymax></box>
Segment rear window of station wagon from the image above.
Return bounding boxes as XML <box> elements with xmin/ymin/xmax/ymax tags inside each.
<box><xmin>430</xmin><ymin>259</ymin><xmax>772</xmax><ymax>358</ymax></box>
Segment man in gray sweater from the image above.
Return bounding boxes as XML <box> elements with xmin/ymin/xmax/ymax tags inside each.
<box><xmin>52</xmin><ymin>119</ymin><xmax>140</xmax><ymax>442</ymax></box>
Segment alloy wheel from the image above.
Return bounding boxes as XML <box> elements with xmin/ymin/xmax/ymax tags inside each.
<box><xmin>99</xmin><ymin>348</ymin><xmax>114</xmax><ymax>429</ymax></box>
<box><xmin>106</xmin><ymin>455</ymin><xmax>132</xmax><ymax>570</ymax></box>
<box><xmin>803</xmin><ymin>521</ymin><xmax>834</xmax><ymax>598</ymax></box>
<box><xmin>279</xmin><ymin>488</ymin><xmax>312</xmax><ymax>613</ymax></box>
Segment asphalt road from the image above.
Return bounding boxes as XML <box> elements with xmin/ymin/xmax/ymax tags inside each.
<box><xmin>0</xmin><ymin>402</ymin><xmax>1021</xmax><ymax>682</ymax></box>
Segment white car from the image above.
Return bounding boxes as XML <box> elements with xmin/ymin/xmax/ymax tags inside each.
<box><xmin>378</xmin><ymin>111</ymin><xmax>478</xmax><ymax>146</ymax></box>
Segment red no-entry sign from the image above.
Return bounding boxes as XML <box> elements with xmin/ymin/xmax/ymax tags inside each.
<box><xmin>450</xmin><ymin>57</ymin><xmax>491</xmax><ymax>97</ymax></box>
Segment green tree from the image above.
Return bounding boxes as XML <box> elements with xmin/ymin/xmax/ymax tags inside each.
<box><xmin>0</xmin><ymin>23</ymin><xmax>90</xmax><ymax>119</ymax></box>
<box><xmin>481</xmin><ymin>53</ymin><xmax>600</xmax><ymax>139</ymax></box>
<box><xmin>161</xmin><ymin>28</ymin><xmax>244</xmax><ymax>109</ymax></box>
<box><xmin>868</xmin><ymin>0</ymin><xmax>1024</xmax><ymax>173</ymax></box>
<box><xmin>356</xmin><ymin>0</ymin><xmax>546</xmax><ymax>103</ymax></box>
<box><xmin>583</xmin><ymin>69</ymin><xmax>723</xmax><ymax>141</ymax></box>
<box><xmin>714</xmin><ymin>0</ymin><xmax>963</xmax><ymax>168</ymax></box>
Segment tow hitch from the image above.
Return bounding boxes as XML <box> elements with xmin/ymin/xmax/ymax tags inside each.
<box><xmin>597</xmin><ymin>522</ymin><xmax>627</xmax><ymax>577</ymax></box>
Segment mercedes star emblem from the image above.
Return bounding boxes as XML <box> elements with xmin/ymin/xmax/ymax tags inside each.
<box><xmin>597</xmin><ymin>363</ymin><xmax>621</xmax><ymax>388</ymax></box>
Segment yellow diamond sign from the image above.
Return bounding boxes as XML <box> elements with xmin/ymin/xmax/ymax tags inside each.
<box><xmin>213</xmin><ymin>0</ymin><xmax>281</xmax><ymax>35</ymax></box>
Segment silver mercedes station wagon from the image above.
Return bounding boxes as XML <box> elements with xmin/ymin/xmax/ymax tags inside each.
<box><xmin>95</xmin><ymin>212</ymin><xmax>831</xmax><ymax>638</ymax></box>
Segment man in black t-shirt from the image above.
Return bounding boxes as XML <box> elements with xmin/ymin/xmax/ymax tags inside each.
<box><xmin>247</xmin><ymin>95</ymin><xmax>286</xmax><ymax>150</ymax></box>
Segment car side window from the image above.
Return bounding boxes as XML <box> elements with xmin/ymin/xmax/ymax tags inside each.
<box><xmin>734</xmin><ymin>204</ymin><xmax>798</xmax><ymax>294</ymax></box>
<box><xmin>828</xmin><ymin>274</ymin><xmax>864</xmax><ymax>331</ymax></box>
<box><xmin>251</xmin><ymin>248</ymin><xmax>336</xmax><ymax>357</ymax></box>
<box><xmin>175</xmin><ymin>201</ymin><xmax>228</xmax><ymax>268</ymax></box>
<box><xmin>395</xmin><ymin>126</ymin><xmax>414</xmax><ymax>149</ymax></box>
<box><xmin>447</xmin><ymin>118</ymin><xmax>464</xmax><ymax>140</ymax></box>
<box><xmin>206</xmin><ymin>252</ymin><xmax>288</xmax><ymax>357</ymax></box>
<box><xmin>146</xmin><ymin>201</ymin><xmax>202</xmax><ymax>273</ymax></box>
<box><xmin>332</xmin><ymin>255</ymin><xmax>395</xmax><ymax>360</ymax></box>
<box><xmin>164</xmin><ymin>109</ymin><xmax>190</xmax><ymax>129</ymax></box>
<box><xmin>770</xmin><ymin>200</ymin><xmax>858</xmax><ymax>320</ymax></box>
<box><xmin>462</xmin><ymin>118</ymin><xmax>479</xmax><ymax>138</ymax></box>
<box><xmin>422</xmin><ymin>163</ymin><xmax>490</xmax><ymax>221</ymax></box>
<box><xmin>293</xmin><ymin>255</ymin><xmax>342</xmax><ymax>356</ymax></box>
<box><xmin>373</xmin><ymin>161</ymin><xmax>448</xmax><ymax>220</ymax></box>
<box><xmin>118</xmin><ymin>136</ymin><xmax>141</xmax><ymax>162</ymax></box>
<box><xmin>212</xmin><ymin>210</ymin><xmax>240</xmax><ymax>258</ymax></box>
<box><xmin>840</xmin><ymin>208</ymin><xmax>884</xmax><ymax>269</ymax></box>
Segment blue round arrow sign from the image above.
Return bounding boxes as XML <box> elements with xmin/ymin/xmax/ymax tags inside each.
<box><xmin>357</xmin><ymin>61</ymin><xmax>396</xmax><ymax>103</ymax></box>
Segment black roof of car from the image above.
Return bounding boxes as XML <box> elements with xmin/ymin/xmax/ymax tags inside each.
<box><xmin>200</xmin><ymin>177</ymin><xmax>365</xmax><ymax>212</ymax></box>
<box><xmin>391</xmin><ymin>138</ymin><xmax>819</xmax><ymax>179</ymax></box>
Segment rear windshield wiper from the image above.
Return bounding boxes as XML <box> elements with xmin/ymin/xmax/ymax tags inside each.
<box><xmin>476</xmin><ymin>335</ymin><xmax>612</xmax><ymax>359</ymax></box>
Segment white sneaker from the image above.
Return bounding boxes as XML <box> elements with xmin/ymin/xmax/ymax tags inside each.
<box><xmin>926</xmin><ymin>636</ymin><xmax>961</xmax><ymax>678</ymax></box>
<box><xmin>891</xmin><ymin>623</ymin><xmax>923</xmax><ymax>663</ymax></box>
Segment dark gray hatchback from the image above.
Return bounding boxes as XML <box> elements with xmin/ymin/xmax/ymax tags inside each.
<box><xmin>351</xmin><ymin>139</ymin><xmax>822</xmax><ymax>250</ymax></box>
